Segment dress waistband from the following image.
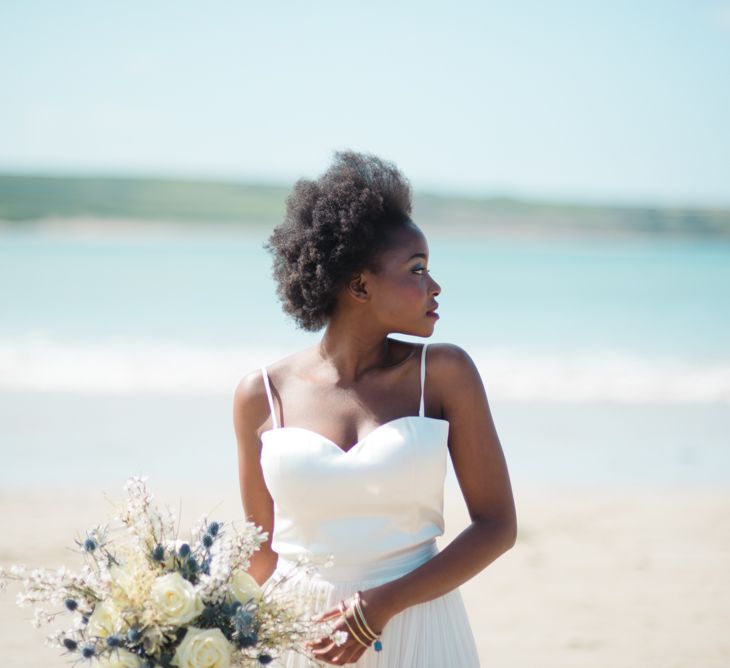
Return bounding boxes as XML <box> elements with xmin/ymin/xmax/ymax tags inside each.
<box><xmin>275</xmin><ymin>538</ymin><xmax>439</xmax><ymax>584</ymax></box>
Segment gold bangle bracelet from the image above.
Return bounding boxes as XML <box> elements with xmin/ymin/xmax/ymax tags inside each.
<box><xmin>338</xmin><ymin>600</ymin><xmax>370</xmax><ymax>648</ymax></box>
<box><xmin>354</xmin><ymin>591</ymin><xmax>382</xmax><ymax>638</ymax></box>
<box><xmin>353</xmin><ymin>591</ymin><xmax>383</xmax><ymax>652</ymax></box>
<box><xmin>351</xmin><ymin>601</ymin><xmax>377</xmax><ymax>642</ymax></box>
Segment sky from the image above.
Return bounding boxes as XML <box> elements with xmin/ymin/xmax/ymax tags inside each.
<box><xmin>1</xmin><ymin>1</ymin><xmax>729</xmax><ymax>208</ymax></box>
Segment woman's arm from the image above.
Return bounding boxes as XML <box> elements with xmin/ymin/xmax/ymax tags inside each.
<box><xmin>232</xmin><ymin>370</ymin><xmax>279</xmax><ymax>586</ymax></box>
<box><xmin>314</xmin><ymin>342</ymin><xmax>517</xmax><ymax>650</ymax></box>
<box><xmin>369</xmin><ymin>342</ymin><xmax>517</xmax><ymax>616</ymax></box>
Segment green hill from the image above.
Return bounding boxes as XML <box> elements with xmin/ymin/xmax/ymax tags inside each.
<box><xmin>1</xmin><ymin>172</ymin><xmax>728</xmax><ymax>240</ymax></box>
<box><xmin>0</xmin><ymin>173</ymin><xmax>289</xmax><ymax>223</ymax></box>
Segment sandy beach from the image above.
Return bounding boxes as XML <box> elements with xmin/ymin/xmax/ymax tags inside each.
<box><xmin>2</xmin><ymin>482</ymin><xmax>728</xmax><ymax>667</ymax></box>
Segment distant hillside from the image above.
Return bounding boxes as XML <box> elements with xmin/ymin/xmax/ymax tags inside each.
<box><xmin>0</xmin><ymin>173</ymin><xmax>290</xmax><ymax>224</ymax></box>
<box><xmin>1</xmin><ymin>173</ymin><xmax>729</xmax><ymax>240</ymax></box>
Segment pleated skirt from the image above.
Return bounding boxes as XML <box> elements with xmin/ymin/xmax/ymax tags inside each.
<box><xmin>262</xmin><ymin>538</ymin><xmax>481</xmax><ymax>667</ymax></box>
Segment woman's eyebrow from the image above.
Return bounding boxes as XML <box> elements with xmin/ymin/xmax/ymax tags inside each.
<box><xmin>405</xmin><ymin>252</ymin><xmax>428</xmax><ymax>261</ymax></box>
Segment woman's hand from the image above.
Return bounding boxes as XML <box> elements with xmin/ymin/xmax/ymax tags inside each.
<box><xmin>305</xmin><ymin>588</ymin><xmax>394</xmax><ymax>665</ymax></box>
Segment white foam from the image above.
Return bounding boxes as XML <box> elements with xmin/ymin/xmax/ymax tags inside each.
<box><xmin>471</xmin><ymin>346</ymin><xmax>730</xmax><ymax>404</ymax></box>
<box><xmin>0</xmin><ymin>334</ymin><xmax>728</xmax><ymax>403</ymax></box>
<box><xmin>0</xmin><ymin>333</ymin><xmax>274</xmax><ymax>395</ymax></box>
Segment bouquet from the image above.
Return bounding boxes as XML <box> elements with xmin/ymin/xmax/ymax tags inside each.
<box><xmin>0</xmin><ymin>476</ymin><xmax>343</xmax><ymax>667</ymax></box>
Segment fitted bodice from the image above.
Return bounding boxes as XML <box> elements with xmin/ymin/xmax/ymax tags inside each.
<box><xmin>258</xmin><ymin>343</ymin><xmax>450</xmax><ymax>570</ymax></box>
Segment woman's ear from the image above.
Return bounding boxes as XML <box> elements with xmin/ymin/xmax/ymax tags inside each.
<box><xmin>347</xmin><ymin>272</ymin><xmax>370</xmax><ymax>302</ymax></box>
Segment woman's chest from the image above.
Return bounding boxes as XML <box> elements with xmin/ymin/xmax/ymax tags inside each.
<box><xmin>260</xmin><ymin>418</ymin><xmax>449</xmax><ymax>511</ymax></box>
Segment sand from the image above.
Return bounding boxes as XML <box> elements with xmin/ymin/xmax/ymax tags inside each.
<box><xmin>1</xmin><ymin>483</ymin><xmax>728</xmax><ymax>667</ymax></box>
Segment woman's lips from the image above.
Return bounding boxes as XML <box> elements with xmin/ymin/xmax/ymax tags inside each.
<box><xmin>426</xmin><ymin>311</ymin><xmax>439</xmax><ymax>319</ymax></box>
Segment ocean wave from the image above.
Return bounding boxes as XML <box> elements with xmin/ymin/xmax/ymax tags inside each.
<box><xmin>0</xmin><ymin>335</ymin><xmax>728</xmax><ymax>403</ymax></box>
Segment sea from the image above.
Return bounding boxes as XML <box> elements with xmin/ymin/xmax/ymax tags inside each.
<box><xmin>1</xmin><ymin>221</ymin><xmax>728</xmax><ymax>492</ymax></box>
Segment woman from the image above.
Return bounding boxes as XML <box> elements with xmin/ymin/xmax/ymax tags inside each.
<box><xmin>233</xmin><ymin>150</ymin><xmax>516</xmax><ymax>666</ymax></box>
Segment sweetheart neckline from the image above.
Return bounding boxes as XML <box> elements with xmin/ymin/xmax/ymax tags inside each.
<box><xmin>260</xmin><ymin>415</ymin><xmax>449</xmax><ymax>455</ymax></box>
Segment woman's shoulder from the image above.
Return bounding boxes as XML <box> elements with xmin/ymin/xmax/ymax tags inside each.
<box><xmin>385</xmin><ymin>337</ymin><xmax>470</xmax><ymax>359</ymax></box>
<box><xmin>422</xmin><ymin>340</ymin><xmax>483</xmax><ymax>386</ymax></box>
<box><xmin>424</xmin><ymin>340</ymin><xmax>474</xmax><ymax>361</ymax></box>
<box><xmin>232</xmin><ymin>349</ymin><xmax>307</xmax><ymax>437</ymax></box>
<box><xmin>233</xmin><ymin>346</ymin><xmax>312</xmax><ymax>405</ymax></box>
<box><xmin>384</xmin><ymin>338</ymin><xmax>481</xmax><ymax>390</ymax></box>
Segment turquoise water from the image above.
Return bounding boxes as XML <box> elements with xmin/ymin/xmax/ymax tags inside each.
<box><xmin>1</xmin><ymin>225</ymin><xmax>728</xmax><ymax>401</ymax></box>
<box><xmin>438</xmin><ymin>235</ymin><xmax>729</xmax><ymax>361</ymax></box>
<box><xmin>1</xmin><ymin>229</ymin><xmax>729</xmax><ymax>357</ymax></box>
<box><xmin>0</xmin><ymin>223</ymin><xmax>728</xmax><ymax>488</ymax></box>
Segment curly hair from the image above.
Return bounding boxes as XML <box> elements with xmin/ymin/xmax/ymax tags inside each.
<box><xmin>263</xmin><ymin>150</ymin><xmax>414</xmax><ymax>332</ymax></box>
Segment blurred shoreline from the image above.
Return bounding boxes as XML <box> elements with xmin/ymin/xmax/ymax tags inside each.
<box><xmin>1</xmin><ymin>390</ymin><xmax>728</xmax><ymax>490</ymax></box>
<box><xmin>2</xmin><ymin>171</ymin><xmax>729</xmax><ymax>241</ymax></box>
<box><xmin>2</xmin><ymin>339</ymin><xmax>728</xmax><ymax>400</ymax></box>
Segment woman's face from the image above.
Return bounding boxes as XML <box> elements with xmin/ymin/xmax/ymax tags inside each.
<box><xmin>361</xmin><ymin>222</ymin><xmax>442</xmax><ymax>337</ymax></box>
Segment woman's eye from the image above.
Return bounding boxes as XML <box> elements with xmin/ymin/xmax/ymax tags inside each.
<box><xmin>412</xmin><ymin>266</ymin><xmax>430</xmax><ymax>274</ymax></box>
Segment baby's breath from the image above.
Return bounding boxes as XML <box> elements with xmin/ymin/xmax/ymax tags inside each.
<box><xmin>0</xmin><ymin>475</ymin><xmax>337</xmax><ymax>667</ymax></box>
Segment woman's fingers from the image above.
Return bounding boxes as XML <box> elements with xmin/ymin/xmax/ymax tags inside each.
<box><xmin>308</xmin><ymin>596</ymin><xmax>372</xmax><ymax>663</ymax></box>
<box><xmin>316</xmin><ymin>643</ymin><xmax>358</xmax><ymax>665</ymax></box>
<box><xmin>305</xmin><ymin>637</ymin><xmax>327</xmax><ymax>648</ymax></box>
<box><xmin>310</xmin><ymin>631</ymin><xmax>367</xmax><ymax>664</ymax></box>
<box><xmin>311</xmin><ymin>640</ymin><xmax>337</xmax><ymax>656</ymax></box>
<box><xmin>312</xmin><ymin>606</ymin><xmax>341</xmax><ymax>622</ymax></box>
<box><xmin>308</xmin><ymin>634</ymin><xmax>369</xmax><ymax>664</ymax></box>
<box><xmin>335</xmin><ymin>643</ymin><xmax>364</xmax><ymax>665</ymax></box>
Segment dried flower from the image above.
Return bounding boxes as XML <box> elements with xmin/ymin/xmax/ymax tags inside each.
<box><xmin>0</xmin><ymin>475</ymin><xmax>335</xmax><ymax>667</ymax></box>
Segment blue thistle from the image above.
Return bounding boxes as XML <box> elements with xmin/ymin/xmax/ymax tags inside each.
<box><xmin>207</xmin><ymin>521</ymin><xmax>220</xmax><ymax>537</ymax></box>
<box><xmin>178</xmin><ymin>543</ymin><xmax>191</xmax><ymax>558</ymax></box>
<box><xmin>62</xmin><ymin>638</ymin><xmax>78</xmax><ymax>651</ymax></box>
<box><xmin>81</xmin><ymin>644</ymin><xmax>96</xmax><ymax>658</ymax></box>
<box><xmin>200</xmin><ymin>606</ymin><xmax>217</xmax><ymax>623</ymax></box>
<box><xmin>106</xmin><ymin>635</ymin><xmax>122</xmax><ymax>647</ymax></box>
<box><xmin>202</xmin><ymin>534</ymin><xmax>214</xmax><ymax>548</ymax></box>
<box><xmin>233</xmin><ymin>602</ymin><xmax>258</xmax><ymax>649</ymax></box>
<box><xmin>257</xmin><ymin>653</ymin><xmax>273</xmax><ymax>664</ymax></box>
<box><xmin>83</xmin><ymin>538</ymin><xmax>98</xmax><ymax>552</ymax></box>
<box><xmin>237</xmin><ymin>631</ymin><xmax>258</xmax><ymax>649</ymax></box>
<box><xmin>152</xmin><ymin>544</ymin><xmax>165</xmax><ymax>562</ymax></box>
<box><xmin>127</xmin><ymin>627</ymin><xmax>142</xmax><ymax>644</ymax></box>
<box><xmin>232</xmin><ymin>607</ymin><xmax>254</xmax><ymax>632</ymax></box>
<box><xmin>64</xmin><ymin>598</ymin><xmax>78</xmax><ymax>611</ymax></box>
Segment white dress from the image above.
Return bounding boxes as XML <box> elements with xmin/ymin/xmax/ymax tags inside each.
<box><xmin>258</xmin><ymin>342</ymin><xmax>481</xmax><ymax>667</ymax></box>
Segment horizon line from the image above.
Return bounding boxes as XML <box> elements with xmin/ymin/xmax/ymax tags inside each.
<box><xmin>1</xmin><ymin>166</ymin><xmax>728</xmax><ymax>213</ymax></box>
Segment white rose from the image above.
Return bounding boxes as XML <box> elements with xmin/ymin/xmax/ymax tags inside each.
<box><xmin>97</xmin><ymin>648</ymin><xmax>143</xmax><ymax>668</ymax></box>
<box><xmin>171</xmin><ymin>627</ymin><xmax>232</xmax><ymax>668</ymax></box>
<box><xmin>150</xmin><ymin>572</ymin><xmax>204</xmax><ymax>625</ymax></box>
<box><xmin>229</xmin><ymin>570</ymin><xmax>263</xmax><ymax>604</ymax></box>
<box><xmin>87</xmin><ymin>599</ymin><xmax>127</xmax><ymax>638</ymax></box>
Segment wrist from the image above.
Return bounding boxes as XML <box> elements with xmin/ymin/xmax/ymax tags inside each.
<box><xmin>361</xmin><ymin>581</ymin><xmax>403</xmax><ymax>623</ymax></box>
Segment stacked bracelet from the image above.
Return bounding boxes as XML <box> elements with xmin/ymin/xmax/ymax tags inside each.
<box><xmin>338</xmin><ymin>600</ymin><xmax>369</xmax><ymax>649</ymax></box>
<box><xmin>353</xmin><ymin>590</ymin><xmax>383</xmax><ymax>651</ymax></box>
<box><xmin>337</xmin><ymin>591</ymin><xmax>383</xmax><ymax>652</ymax></box>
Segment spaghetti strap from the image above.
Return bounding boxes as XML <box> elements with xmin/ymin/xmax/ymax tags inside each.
<box><xmin>260</xmin><ymin>366</ymin><xmax>279</xmax><ymax>429</ymax></box>
<box><xmin>419</xmin><ymin>343</ymin><xmax>429</xmax><ymax>417</ymax></box>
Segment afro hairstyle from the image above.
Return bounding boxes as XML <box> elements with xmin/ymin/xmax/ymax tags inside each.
<box><xmin>263</xmin><ymin>150</ymin><xmax>414</xmax><ymax>332</ymax></box>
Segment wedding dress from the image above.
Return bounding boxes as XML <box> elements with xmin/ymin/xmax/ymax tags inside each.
<box><xmin>259</xmin><ymin>342</ymin><xmax>481</xmax><ymax>667</ymax></box>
